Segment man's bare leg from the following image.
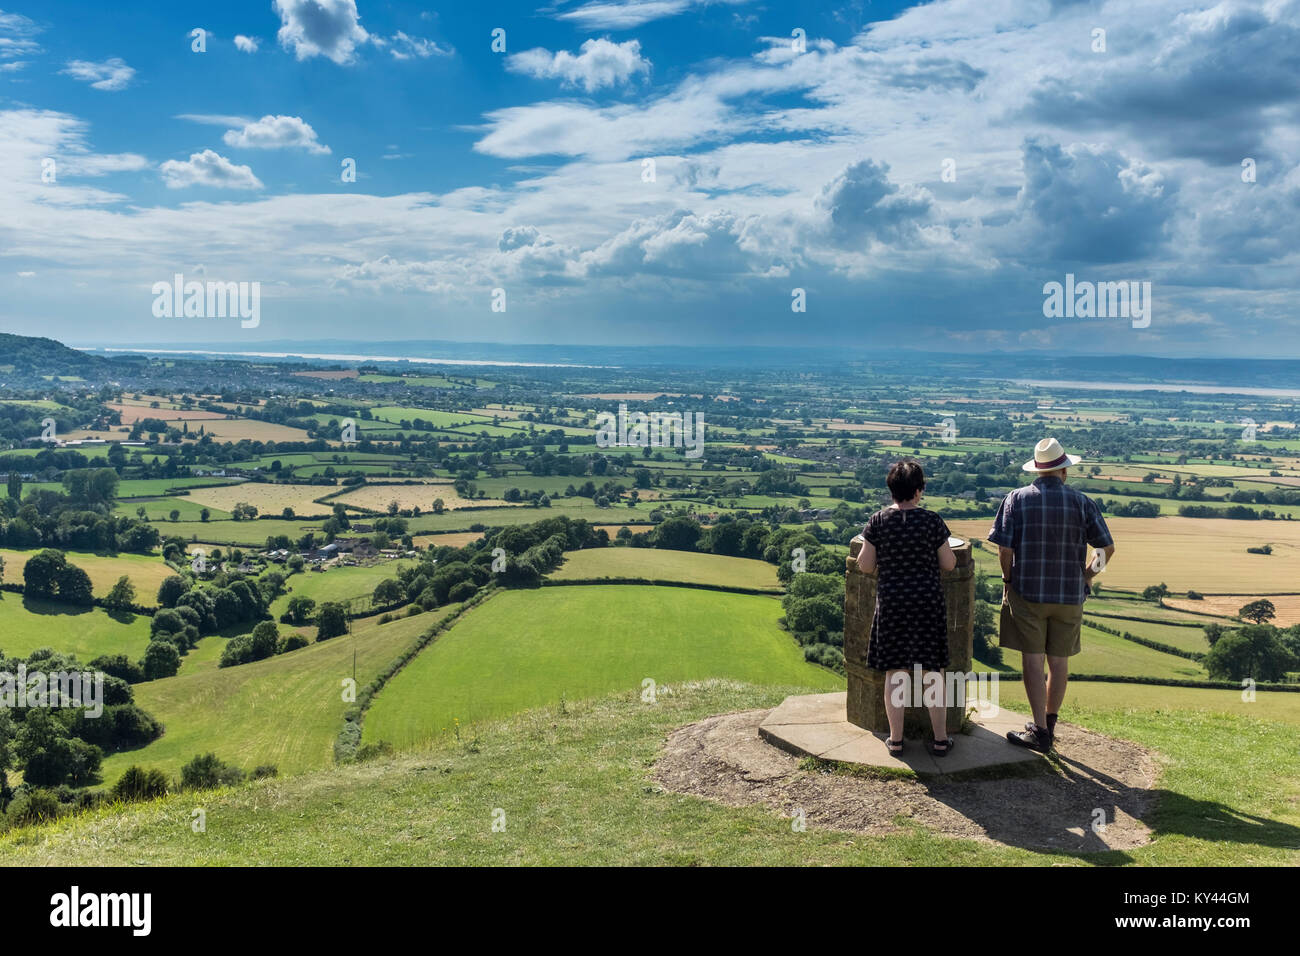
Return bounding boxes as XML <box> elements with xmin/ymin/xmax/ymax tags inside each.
<box><xmin>1021</xmin><ymin>651</ymin><xmax>1048</xmax><ymax>728</ymax></box>
<box><xmin>1046</xmin><ymin>654</ymin><xmax>1069</xmax><ymax>733</ymax></box>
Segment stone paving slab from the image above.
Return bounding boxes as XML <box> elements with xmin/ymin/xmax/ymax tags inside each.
<box><xmin>759</xmin><ymin>692</ymin><xmax>1045</xmax><ymax>776</ymax></box>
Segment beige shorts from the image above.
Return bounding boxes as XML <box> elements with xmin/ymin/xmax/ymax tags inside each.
<box><xmin>999</xmin><ymin>584</ymin><xmax>1084</xmax><ymax>657</ymax></box>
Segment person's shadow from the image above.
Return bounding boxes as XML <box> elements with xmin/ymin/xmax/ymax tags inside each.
<box><xmin>917</xmin><ymin>747</ymin><xmax>1300</xmax><ymax>861</ymax></box>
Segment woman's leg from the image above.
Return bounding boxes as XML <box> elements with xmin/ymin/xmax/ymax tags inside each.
<box><xmin>923</xmin><ymin>670</ymin><xmax>948</xmax><ymax>742</ymax></box>
<box><xmin>883</xmin><ymin>669</ymin><xmax>907</xmax><ymax>743</ymax></box>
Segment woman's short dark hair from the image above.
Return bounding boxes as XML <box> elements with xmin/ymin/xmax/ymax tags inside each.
<box><xmin>886</xmin><ymin>459</ymin><xmax>926</xmax><ymax>502</ymax></box>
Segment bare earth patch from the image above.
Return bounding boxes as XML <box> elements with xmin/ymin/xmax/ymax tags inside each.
<box><xmin>654</xmin><ymin>708</ymin><xmax>1158</xmax><ymax>853</ymax></box>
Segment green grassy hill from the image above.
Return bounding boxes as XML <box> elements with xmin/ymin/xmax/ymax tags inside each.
<box><xmin>97</xmin><ymin>607</ymin><xmax>459</xmax><ymax>782</ymax></box>
<box><xmin>362</xmin><ymin>585</ymin><xmax>841</xmax><ymax>749</ymax></box>
<box><xmin>549</xmin><ymin>547</ymin><xmax>780</xmax><ymax>590</ymax></box>
<box><xmin>3</xmin><ymin>680</ymin><xmax>1297</xmax><ymax>866</ymax></box>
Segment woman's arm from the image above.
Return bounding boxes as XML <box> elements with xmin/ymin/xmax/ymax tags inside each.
<box><xmin>937</xmin><ymin>541</ymin><xmax>956</xmax><ymax>572</ymax></box>
<box><xmin>856</xmin><ymin>538</ymin><xmax>877</xmax><ymax>574</ymax></box>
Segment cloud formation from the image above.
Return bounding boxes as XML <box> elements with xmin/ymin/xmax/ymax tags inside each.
<box><xmin>222</xmin><ymin>115</ymin><xmax>331</xmax><ymax>154</ymax></box>
<box><xmin>159</xmin><ymin>150</ymin><xmax>264</xmax><ymax>190</ymax></box>
<box><xmin>61</xmin><ymin>57</ymin><xmax>135</xmax><ymax>91</ymax></box>
<box><xmin>273</xmin><ymin>0</ymin><xmax>369</xmax><ymax>64</ymax></box>
<box><xmin>508</xmin><ymin>39</ymin><xmax>651</xmax><ymax>92</ymax></box>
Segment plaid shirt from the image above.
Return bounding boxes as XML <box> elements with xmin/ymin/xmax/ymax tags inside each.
<box><xmin>987</xmin><ymin>475</ymin><xmax>1113</xmax><ymax>605</ymax></box>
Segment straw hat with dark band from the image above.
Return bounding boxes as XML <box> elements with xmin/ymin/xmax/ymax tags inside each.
<box><xmin>1023</xmin><ymin>437</ymin><xmax>1083</xmax><ymax>473</ymax></box>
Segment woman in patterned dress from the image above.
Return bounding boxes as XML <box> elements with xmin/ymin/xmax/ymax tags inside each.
<box><xmin>855</xmin><ymin>460</ymin><xmax>957</xmax><ymax>756</ymax></box>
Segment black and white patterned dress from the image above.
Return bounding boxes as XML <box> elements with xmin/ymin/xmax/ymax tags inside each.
<box><xmin>863</xmin><ymin>506</ymin><xmax>951</xmax><ymax>672</ymax></box>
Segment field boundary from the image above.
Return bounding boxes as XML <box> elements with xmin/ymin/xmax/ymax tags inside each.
<box><xmin>333</xmin><ymin>589</ymin><xmax>499</xmax><ymax>762</ymax></box>
<box><xmin>541</xmin><ymin>577</ymin><xmax>782</xmax><ymax>596</ymax></box>
<box><xmin>1083</xmin><ymin>617</ymin><xmax>1206</xmax><ymax>662</ymax></box>
<box><xmin>986</xmin><ymin>670</ymin><xmax>1299</xmax><ymax>692</ymax></box>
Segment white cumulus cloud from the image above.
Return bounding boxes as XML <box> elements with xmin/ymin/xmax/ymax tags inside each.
<box><xmin>159</xmin><ymin>149</ymin><xmax>264</xmax><ymax>190</ymax></box>
<box><xmin>222</xmin><ymin>115</ymin><xmax>331</xmax><ymax>154</ymax></box>
<box><xmin>508</xmin><ymin>38</ymin><xmax>650</xmax><ymax>92</ymax></box>
<box><xmin>234</xmin><ymin>35</ymin><xmax>260</xmax><ymax>53</ymax></box>
<box><xmin>273</xmin><ymin>0</ymin><xmax>369</xmax><ymax>65</ymax></box>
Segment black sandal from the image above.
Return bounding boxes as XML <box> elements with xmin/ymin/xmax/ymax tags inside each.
<box><xmin>886</xmin><ymin>737</ymin><xmax>904</xmax><ymax>756</ymax></box>
<box><xmin>931</xmin><ymin>737</ymin><xmax>955</xmax><ymax>757</ymax></box>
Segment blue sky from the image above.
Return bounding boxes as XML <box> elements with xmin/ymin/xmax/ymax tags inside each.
<box><xmin>1</xmin><ymin>0</ymin><xmax>1298</xmax><ymax>357</ymax></box>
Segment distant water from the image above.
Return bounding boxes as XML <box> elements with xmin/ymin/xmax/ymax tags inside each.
<box><xmin>92</xmin><ymin>347</ymin><xmax>609</xmax><ymax>369</ymax></box>
<box><xmin>1011</xmin><ymin>378</ymin><xmax>1300</xmax><ymax>399</ymax></box>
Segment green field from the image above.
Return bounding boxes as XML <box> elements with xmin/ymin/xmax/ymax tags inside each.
<box><xmin>985</xmin><ymin>625</ymin><xmax>1207</xmax><ymax>680</ymax></box>
<box><xmin>268</xmin><ymin>561</ymin><xmax>414</xmax><ymax>619</ymax></box>
<box><xmin>362</xmin><ymin>585</ymin><xmax>842</xmax><ymax>749</ymax></box>
<box><xmin>549</xmin><ymin>547</ymin><xmax>780</xmax><ymax>590</ymax></box>
<box><xmin>0</xmin><ymin>593</ymin><xmax>153</xmax><ymax>661</ymax></box>
<box><xmin>98</xmin><ymin>608</ymin><xmax>456</xmax><ymax>782</ymax></box>
<box><xmin>1087</xmin><ymin>617</ymin><xmax>1212</xmax><ymax>655</ymax></box>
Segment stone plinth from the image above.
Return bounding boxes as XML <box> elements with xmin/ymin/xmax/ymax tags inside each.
<box><xmin>844</xmin><ymin>534</ymin><xmax>974</xmax><ymax>738</ymax></box>
<box><xmin>759</xmin><ymin>692</ymin><xmax>1041</xmax><ymax>775</ymax></box>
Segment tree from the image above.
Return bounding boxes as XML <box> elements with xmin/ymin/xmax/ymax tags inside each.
<box><xmin>180</xmin><ymin>752</ymin><xmax>243</xmax><ymax>790</ymax></box>
<box><xmin>142</xmin><ymin>640</ymin><xmax>181</xmax><ymax>680</ymax></box>
<box><xmin>104</xmin><ymin>575</ymin><xmax>136</xmax><ymax>611</ymax></box>
<box><xmin>1141</xmin><ymin>583</ymin><xmax>1170</xmax><ymax>603</ymax></box>
<box><xmin>1203</xmin><ymin>622</ymin><xmax>1229</xmax><ymax>647</ymax></box>
<box><xmin>654</xmin><ymin>516</ymin><xmax>702</xmax><ymax>552</ymax></box>
<box><xmin>112</xmin><ymin>765</ymin><xmax>169</xmax><ymax>801</ymax></box>
<box><xmin>249</xmin><ymin>621</ymin><xmax>280</xmax><ymax>660</ymax></box>
<box><xmin>0</xmin><ymin>554</ymin><xmax>4</xmax><ymax>585</ymax></box>
<box><xmin>284</xmin><ymin>595</ymin><xmax>317</xmax><ymax>625</ymax></box>
<box><xmin>1203</xmin><ymin>625</ymin><xmax>1296</xmax><ymax>682</ymax></box>
<box><xmin>431</xmin><ymin>498</ymin><xmax>445</xmax><ymax>514</ymax></box>
<box><xmin>372</xmin><ymin>578</ymin><xmax>404</xmax><ymax>606</ymax></box>
<box><xmin>56</xmin><ymin>563</ymin><xmax>94</xmax><ymax>606</ymax></box>
<box><xmin>1238</xmin><ymin>599</ymin><xmax>1277</xmax><ymax>625</ymax></box>
<box><xmin>315</xmin><ymin>602</ymin><xmax>348</xmax><ymax>641</ymax></box>
<box><xmin>6</xmin><ymin>472</ymin><xmax>21</xmax><ymax>500</ymax></box>
<box><xmin>200</xmin><ymin>507</ymin><xmax>210</xmax><ymax>522</ymax></box>
<box><xmin>16</xmin><ymin>709</ymin><xmax>102</xmax><ymax>787</ymax></box>
<box><xmin>157</xmin><ymin>574</ymin><xmax>190</xmax><ymax>608</ymax></box>
<box><xmin>22</xmin><ymin>549</ymin><xmax>65</xmax><ymax>598</ymax></box>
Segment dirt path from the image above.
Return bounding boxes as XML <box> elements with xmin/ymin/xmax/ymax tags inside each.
<box><xmin>654</xmin><ymin>709</ymin><xmax>1158</xmax><ymax>853</ymax></box>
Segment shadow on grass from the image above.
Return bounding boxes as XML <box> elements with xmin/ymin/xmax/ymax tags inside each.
<box><xmin>911</xmin><ymin>747</ymin><xmax>1300</xmax><ymax>862</ymax></box>
<box><xmin>20</xmin><ymin>595</ymin><xmax>93</xmax><ymax>617</ymax></box>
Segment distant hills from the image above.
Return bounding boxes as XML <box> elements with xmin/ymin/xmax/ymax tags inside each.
<box><xmin>5</xmin><ymin>330</ymin><xmax>1300</xmax><ymax>392</ymax></box>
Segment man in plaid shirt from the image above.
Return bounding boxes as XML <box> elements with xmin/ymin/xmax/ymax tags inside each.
<box><xmin>987</xmin><ymin>438</ymin><xmax>1115</xmax><ymax>752</ymax></box>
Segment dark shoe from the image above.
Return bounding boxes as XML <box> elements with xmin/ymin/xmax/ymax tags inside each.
<box><xmin>930</xmin><ymin>736</ymin><xmax>955</xmax><ymax>758</ymax></box>
<box><xmin>885</xmin><ymin>737</ymin><xmax>904</xmax><ymax>756</ymax></box>
<box><xmin>1007</xmin><ymin>724</ymin><xmax>1053</xmax><ymax>752</ymax></box>
<box><xmin>1024</xmin><ymin>716</ymin><xmax>1057</xmax><ymax>744</ymax></box>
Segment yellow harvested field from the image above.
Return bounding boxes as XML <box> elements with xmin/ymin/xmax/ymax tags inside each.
<box><xmin>413</xmin><ymin>532</ymin><xmax>486</xmax><ymax>549</ymax></box>
<box><xmin>948</xmin><ymin>515</ymin><xmax>1300</xmax><ymax>592</ymax></box>
<box><xmin>107</xmin><ymin>403</ymin><xmax>225</xmax><ymax>423</ymax></box>
<box><xmin>188</xmin><ymin>419</ymin><xmax>312</xmax><ymax>442</ymax></box>
<box><xmin>181</xmin><ymin>482</ymin><xmax>331</xmax><ymax>516</ymax></box>
<box><xmin>1166</xmin><ymin>594</ymin><xmax>1300</xmax><ymax>626</ymax></box>
<box><xmin>0</xmin><ymin>547</ymin><xmax>172</xmax><ymax>600</ymax></box>
<box><xmin>334</xmin><ymin>484</ymin><xmax>516</xmax><ymax>512</ymax></box>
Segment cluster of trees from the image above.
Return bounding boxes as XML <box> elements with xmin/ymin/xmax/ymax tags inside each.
<box><xmin>1202</xmin><ymin>622</ymin><xmax>1299</xmax><ymax>682</ymax></box>
<box><xmin>0</xmin><ymin>647</ymin><xmax>163</xmax><ymax>806</ymax></box>
<box><xmin>150</xmin><ymin>569</ymin><xmax>288</xmax><ymax>676</ymax></box>
<box><xmin>220</xmin><ymin>620</ymin><xmax>307</xmax><ymax>667</ymax></box>
<box><xmin>1</xmin><ymin>474</ymin><xmax>159</xmax><ymax>554</ymax></box>
<box><xmin>21</xmin><ymin>549</ymin><xmax>94</xmax><ymax>605</ymax></box>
